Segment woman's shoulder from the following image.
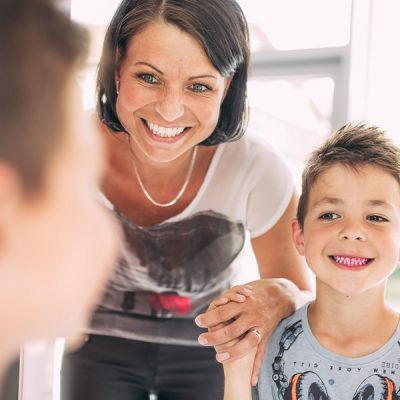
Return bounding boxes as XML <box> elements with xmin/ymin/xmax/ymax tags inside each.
<box><xmin>220</xmin><ymin>131</ymin><xmax>290</xmax><ymax>181</ymax></box>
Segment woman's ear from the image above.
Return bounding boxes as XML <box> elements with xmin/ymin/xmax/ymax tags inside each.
<box><xmin>114</xmin><ymin>48</ymin><xmax>122</xmax><ymax>90</ymax></box>
<box><xmin>291</xmin><ymin>218</ymin><xmax>305</xmax><ymax>256</ymax></box>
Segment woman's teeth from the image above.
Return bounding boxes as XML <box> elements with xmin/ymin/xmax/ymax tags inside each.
<box><xmin>332</xmin><ymin>256</ymin><xmax>371</xmax><ymax>266</ymax></box>
<box><xmin>145</xmin><ymin>120</ymin><xmax>186</xmax><ymax>138</ymax></box>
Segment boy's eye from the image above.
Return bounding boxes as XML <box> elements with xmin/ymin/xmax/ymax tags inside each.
<box><xmin>319</xmin><ymin>212</ymin><xmax>340</xmax><ymax>220</ymax></box>
<box><xmin>138</xmin><ymin>73</ymin><xmax>158</xmax><ymax>84</ymax></box>
<box><xmin>189</xmin><ymin>83</ymin><xmax>210</xmax><ymax>93</ymax></box>
<box><xmin>367</xmin><ymin>215</ymin><xmax>389</xmax><ymax>222</ymax></box>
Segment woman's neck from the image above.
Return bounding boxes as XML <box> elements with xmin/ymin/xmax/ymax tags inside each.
<box><xmin>307</xmin><ymin>281</ymin><xmax>399</xmax><ymax>358</ymax></box>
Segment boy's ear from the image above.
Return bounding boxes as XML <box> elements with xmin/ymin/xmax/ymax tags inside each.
<box><xmin>291</xmin><ymin>218</ymin><xmax>305</xmax><ymax>256</ymax></box>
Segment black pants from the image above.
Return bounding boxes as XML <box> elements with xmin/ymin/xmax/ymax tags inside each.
<box><xmin>61</xmin><ymin>335</ymin><xmax>224</xmax><ymax>400</ymax></box>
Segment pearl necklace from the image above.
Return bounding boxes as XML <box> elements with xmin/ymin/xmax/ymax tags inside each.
<box><xmin>133</xmin><ymin>146</ymin><xmax>198</xmax><ymax>208</ymax></box>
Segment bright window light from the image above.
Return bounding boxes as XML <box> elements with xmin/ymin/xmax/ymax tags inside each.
<box><xmin>238</xmin><ymin>0</ymin><xmax>351</xmax><ymax>51</ymax></box>
<box><xmin>71</xmin><ymin>0</ymin><xmax>121</xmax><ymax>25</ymax></box>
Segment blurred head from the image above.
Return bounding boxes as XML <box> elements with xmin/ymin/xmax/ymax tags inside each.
<box><xmin>297</xmin><ymin>123</ymin><xmax>400</xmax><ymax>229</ymax></box>
<box><xmin>0</xmin><ymin>0</ymin><xmax>119</xmax><ymax>358</ymax></box>
<box><xmin>97</xmin><ymin>0</ymin><xmax>250</xmax><ymax>145</ymax></box>
<box><xmin>0</xmin><ymin>0</ymin><xmax>87</xmax><ymax>193</ymax></box>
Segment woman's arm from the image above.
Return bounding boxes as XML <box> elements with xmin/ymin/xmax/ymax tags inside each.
<box><xmin>195</xmin><ymin>194</ymin><xmax>313</xmax><ymax>384</ymax></box>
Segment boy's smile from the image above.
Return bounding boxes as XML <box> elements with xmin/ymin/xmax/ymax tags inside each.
<box><xmin>293</xmin><ymin>163</ymin><xmax>400</xmax><ymax>296</ymax></box>
<box><xmin>329</xmin><ymin>255</ymin><xmax>373</xmax><ymax>271</ymax></box>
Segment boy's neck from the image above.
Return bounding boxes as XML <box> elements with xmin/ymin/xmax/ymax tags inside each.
<box><xmin>307</xmin><ymin>280</ymin><xmax>399</xmax><ymax>358</ymax></box>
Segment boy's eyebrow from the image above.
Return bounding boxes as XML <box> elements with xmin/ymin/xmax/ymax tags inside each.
<box><xmin>312</xmin><ymin>197</ymin><xmax>343</xmax><ymax>207</ymax></box>
<box><xmin>133</xmin><ymin>61</ymin><xmax>218</xmax><ymax>80</ymax></box>
<box><xmin>366</xmin><ymin>199</ymin><xmax>392</xmax><ymax>208</ymax></box>
<box><xmin>313</xmin><ymin>197</ymin><xmax>392</xmax><ymax>208</ymax></box>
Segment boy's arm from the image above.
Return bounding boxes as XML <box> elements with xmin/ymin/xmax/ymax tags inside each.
<box><xmin>223</xmin><ymin>347</ymin><xmax>257</xmax><ymax>400</ymax></box>
<box><xmin>205</xmin><ymin>285</ymin><xmax>257</xmax><ymax>400</ymax></box>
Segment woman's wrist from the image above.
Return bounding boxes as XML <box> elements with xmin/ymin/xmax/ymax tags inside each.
<box><xmin>260</xmin><ymin>277</ymin><xmax>312</xmax><ymax>320</ymax></box>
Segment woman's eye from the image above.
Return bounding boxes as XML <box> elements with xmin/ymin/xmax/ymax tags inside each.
<box><xmin>139</xmin><ymin>73</ymin><xmax>158</xmax><ymax>84</ymax></box>
<box><xmin>189</xmin><ymin>83</ymin><xmax>210</xmax><ymax>93</ymax></box>
<box><xmin>319</xmin><ymin>212</ymin><xmax>339</xmax><ymax>220</ymax></box>
<box><xmin>367</xmin><ymin>215</ymin><xmax>388</xmax><ymax>222</ymax></box>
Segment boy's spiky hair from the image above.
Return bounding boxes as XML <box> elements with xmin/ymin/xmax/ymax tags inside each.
<box><xmin>297</xmin><ymin>123</ymin><xmax>400</xmax><ymax>228</ymax></box>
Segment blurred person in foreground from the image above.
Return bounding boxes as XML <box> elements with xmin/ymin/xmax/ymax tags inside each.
<box><xmin>0</xmin><ymin>0</ymin><xmax>120</xmax><ymax>382</ymax></box>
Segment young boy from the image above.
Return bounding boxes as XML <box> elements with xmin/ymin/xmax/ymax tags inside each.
<box><xmin>0</xmin><ymin>0</ymin><xmax>119</xmax><ymax>378</ymax></box>
<box><xmin>223</xmin><ymin>123</ymin><xmax>400</xmax><ymax>399</ymax></box>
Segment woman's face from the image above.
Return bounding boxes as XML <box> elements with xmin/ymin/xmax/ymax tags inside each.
<box><xmin>115</xmin><ymin>20</ymin><xmax>231</xmax><ymax>163</ymax></box>
<box><xmin>2</xmin><ymin>79</ymin><xmax>120</xmax><ymax>347</ymax></box>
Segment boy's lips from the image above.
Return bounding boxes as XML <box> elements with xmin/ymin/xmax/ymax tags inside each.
<box><xmin>329</xmin><ymin>255</ymin><xmax>374</xmax><ymax>270</ymax></box>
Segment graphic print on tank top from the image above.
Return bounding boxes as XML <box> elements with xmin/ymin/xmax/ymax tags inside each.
<box><xmin>101</xmin><ymin>210</ymin><xmax>245</xmax><ymax>318</ymax></box>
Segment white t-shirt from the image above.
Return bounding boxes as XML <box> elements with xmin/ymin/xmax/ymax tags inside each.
<box><xmin>90</xmin><ymin>132</ymin><xmax>294</xmax><ymax>345</ymax></box>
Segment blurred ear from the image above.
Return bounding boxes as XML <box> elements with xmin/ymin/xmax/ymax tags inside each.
<box><xmin>0</xmin><ymin>163</ymin><xmax>23</xmax><ymax>249</ymax></box>
<box><xmin>291</xmin><ymin>218</ymin><xmax>305</xmax><ymax>256</ymax></box>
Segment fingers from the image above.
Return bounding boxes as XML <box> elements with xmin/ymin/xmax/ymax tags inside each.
<box><xmin>208</xmin><ymin>285</ymin><xmax>253</xmax><ymax>311</ymax></box>
<box><xmin>207</xmin><ymin>297</ymin><xmax>229</xmax><ymax>311</ymax></box>
<box><xmin>251</xmin><ymin>339</ymin><xmax>267</xmax><ymax>386</ymax></box>
<box><xmin>214</xmin><ymin>328</ymin><xmax>264</xmax><ymax>363</ymax></box>
<box><xmin>211</xmin><ymin>292</ymin><xmax>247</xmax><ymax>308</ymax></box>
<box><xmin>198</xmin><ymin>314</ymin><xmax>253</xmax><ymax>346</ymax></box>
<box><xmin>195</xmin><ymin>301</ymin><xmax>243</xmax><ymax>329</ymax></box>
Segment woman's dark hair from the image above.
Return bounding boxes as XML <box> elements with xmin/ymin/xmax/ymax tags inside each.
<box><xmin>97</xmin><ymin>0</ymin><xmax>250</xmax><ymax>145</ymax></box>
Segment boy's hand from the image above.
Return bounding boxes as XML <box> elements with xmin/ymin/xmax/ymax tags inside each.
<box><xmin>204</xmin><ymin>285</ymin><xmax>256</xmax><ymax>400</ymax></box>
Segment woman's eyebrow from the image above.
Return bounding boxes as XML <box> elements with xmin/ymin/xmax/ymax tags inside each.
<box><xmin>133</xmin><ymin>61</ymin><xmax>218</xmax><ymax>80</ymax></box>
<box><xmin>134</xmin><ymin>61</ymin><xmax>163</xmax><ymax>75</ymax></box>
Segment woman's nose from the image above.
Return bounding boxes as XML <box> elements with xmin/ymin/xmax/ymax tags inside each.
<box><xmin>155</xmin><ymin>87</ymin><xmax>185</xmax><ymax>122</ymax></box>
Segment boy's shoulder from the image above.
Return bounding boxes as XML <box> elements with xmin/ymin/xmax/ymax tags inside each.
<box><xmin>270</xmin><ymin>302</ymin><xmax>308</xmax><ymax>339</ymax></box>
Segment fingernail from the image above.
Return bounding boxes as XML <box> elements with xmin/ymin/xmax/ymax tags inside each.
<box><xmin>198</xmin><ymin>336</ymin><xmax>208</xmax><ymax>346</ymax></box>
<box><xmin>216</xmin><ymin>352</ymin><xmax>230</xmax><ymax>362</ymax></box>
<box><xmin>194</xmin><ymin>316</ymin><xmax>203</xmax><ymax>327</ymax></box>
<box><xmin>252</xmin><ymin>376</ymin><xmax>258</xmax><ymax>386</ymax></box>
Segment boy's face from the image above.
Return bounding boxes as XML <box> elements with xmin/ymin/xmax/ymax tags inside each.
<box><xmin>0</xmin><ymin>78</ymin><xmax>120</xmax><ymax>347</ymax></box>
<box><xmin>292</xmin><ymin>163</ymin><xmax>400</xmax><ymax>296</ymax></box>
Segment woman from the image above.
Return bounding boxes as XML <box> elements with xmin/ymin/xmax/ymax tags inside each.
<box><xmin>61</xmin><ymin>0</ymin><xmax>312</xmax><ymax>399</ymax></box>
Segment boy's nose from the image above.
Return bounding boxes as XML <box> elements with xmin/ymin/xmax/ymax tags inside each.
<box><xmin>340</xmin><ymin>233</ymin><xmax>364</xmax><ymax>241</ymax></box>
<box><xmin>339</xmin><ymin>226</ymin><xmax>366</xmax><ymax>241</ymax></box>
